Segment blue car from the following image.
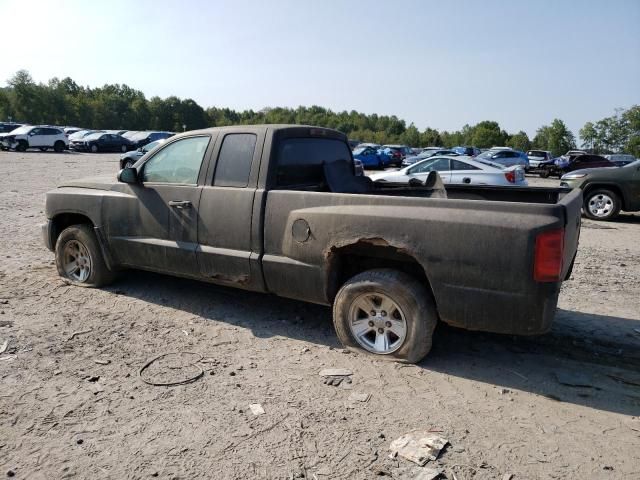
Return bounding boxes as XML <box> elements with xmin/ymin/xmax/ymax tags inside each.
<box><xmin>352</xmin><ymin>146</ymin><xmax>390</xmax><ymax>169</ymax></box>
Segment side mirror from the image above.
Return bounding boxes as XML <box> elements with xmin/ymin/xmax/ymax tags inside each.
<box><xmin>118</xmin><ymin>167</ymin><xmax>138</xmax><ymax>184</ymax></box>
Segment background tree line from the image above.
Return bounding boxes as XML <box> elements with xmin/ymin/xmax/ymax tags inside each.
<box><xmin>1</xmin><ymin>70</ymin><xmax>637</xmax><ymax>157</ymax></box>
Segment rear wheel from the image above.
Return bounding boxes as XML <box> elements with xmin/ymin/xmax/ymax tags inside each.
<box><xmin>333</xmin><ymin>269</ymin><xmax>437</xmax><ymax>363</ymax></box>
<box><xmin>53</xmin><ymin>141</ymin><xmax>65</xmax><ymax>153</ymax></box>
<box><xmin>55</xmin><ymin>224</ymin><xmax>116</xmax><ymax>287</ymax></box>
<box><xmin>583</xmin><ymin>189</ymin><xmax>621</xmax><ymax>221</ymax></box>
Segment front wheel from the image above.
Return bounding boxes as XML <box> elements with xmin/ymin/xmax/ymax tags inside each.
<box><xmin>55</xmin><ymin>224</ymin><xmax>116</xmax><ymax>287</ymax></box>
<box><xmin>583</xmin><ymin>189</ymin><xmax>621</xmax><ymax>221</ymax></box>
<box><xmin>90</xmin><ymin>144</ymin><xmax>98</xmax><ymax>153</ymax></box>
<box><xmin>16</xmin><ymin>140</ymin><xmax>28</xmax><ymax>152</ymax></box>
<box><xmin>333</xmin><ymin>269</ymin><xmax>437</xmax><ymax>363</ymax></box>
<box><xmin>120</xmin><ymin>144</ymin><xmax>127</xmax><ymax>153</ymax></box>
<box><xmin>53</xmin><ymin>141</ymin><xmax>65</xmax><ymax>153</ymax></box>
<box><xmin>539</xmin><ymin>168</ymin><xmax>550</xmax><ymax>178</ymax></box>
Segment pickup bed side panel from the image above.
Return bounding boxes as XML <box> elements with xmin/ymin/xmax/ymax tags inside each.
<box><xmin>263</xmin><ymin>190</ymin><xmax>581</xmax><ymax>335</ymax></box>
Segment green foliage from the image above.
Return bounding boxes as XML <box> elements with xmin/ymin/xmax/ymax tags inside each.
<box><xmin>506</xmin><ymin>131</ymin><xmax>531</xmax><ymax>151</ymax></box>
<box><xmin>12</xmin><ymin>70</ymin><xmax>636</xmax><ymax>158</ymax></box>
<box><xmin>533</xmin><ymin>119</ymin><xmax>576</xmax><ymax>157</ymax></box>
<box><xmin>578</xmin><ymin>106</ymin><xmax>639</xmax><ymax>156</ymax></box>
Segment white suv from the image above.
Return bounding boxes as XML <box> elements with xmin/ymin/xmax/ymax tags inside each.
<box><xmin>0</xmin><ymin>125</ymin><xmax>68</xmax><ymax>152</ymax></box>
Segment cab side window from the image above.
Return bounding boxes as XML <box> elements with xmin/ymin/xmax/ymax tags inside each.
<box><xmin>213</xmin><ymin>133</ymin><xmax>257</xmax><ymax>187</ymax></box>
<box><xmin>142</xmin><ymin>136</ymin><xmax>210</xmax><ymax>184</ymax></box>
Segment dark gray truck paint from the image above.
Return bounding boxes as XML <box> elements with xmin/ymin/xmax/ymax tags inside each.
<box><xmin>43</xmin><ymin>125</ymin><xmax>582</xmax><ymax>338</ymax></box>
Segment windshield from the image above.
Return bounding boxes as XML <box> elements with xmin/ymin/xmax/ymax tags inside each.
<box><xmin>84</xmin><ymin>133</ymin><xmax>103</xmax><ymax>140</ymax></box>
<box><xmin>143</xmin><ymin>140</ymin><xmax>160</xmax><ymax>151</ymax></box>
<box><xmin>9</xmin><ymin>126</ymin><xmax>32</xmax><ymax>135</ymax></box>
<box><xmin>131</xmin><ymin>132</ymin><xmax>150</xmax><ymax>140</ymax></box>
<box><xmin>353</xmin><ymin>147</ymin><xmax>365</xmax><ymax>155</ymax></box>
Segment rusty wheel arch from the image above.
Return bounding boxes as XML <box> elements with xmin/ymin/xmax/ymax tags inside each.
<box><xmin>325</xmin><ymin>238</ymin><xmax>436</xmax><ymax>305</ymax></box>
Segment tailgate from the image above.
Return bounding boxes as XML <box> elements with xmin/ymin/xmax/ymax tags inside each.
<box><xmin>559</xmin><ymin>188</ymin><xmax>582</xmax><ymax>278</ymax></box>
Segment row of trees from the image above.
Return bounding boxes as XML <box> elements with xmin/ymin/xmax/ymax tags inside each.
<box><xmin>1</xmin><ymin>70</ymin><xmax>637</xmax><ymax>157</ymax></box>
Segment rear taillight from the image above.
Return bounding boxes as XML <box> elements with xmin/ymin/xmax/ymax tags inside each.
<box><xmin>504</xmin><ymin>170</ymin><xmax>516</xmax><ymax>183</ymax></box>
<box><xmin>534</xmin><ymin>229</ymin><xmax>564</xmax><ymax>282</ymax></box>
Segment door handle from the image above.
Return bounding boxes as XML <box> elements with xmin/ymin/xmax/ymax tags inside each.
<box><xmin>168</xmin><ymin>200</ymin><xmax>192</xmax><ymax>209</ymax></box>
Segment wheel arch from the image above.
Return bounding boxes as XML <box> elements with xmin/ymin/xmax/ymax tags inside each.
<box><xmin>325</xmin><ymin>239</ymin><xmax>437</xmax><ymax>308</ymax></box>
<box><xmin>50</xmin><ymin>213</ymin><xmax>95</xmax><ymax>248</ymax></box>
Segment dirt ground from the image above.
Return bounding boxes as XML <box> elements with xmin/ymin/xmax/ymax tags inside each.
<box><xmin>1</xmin><ymin>150</ymin><xmax>639</xmax><ymax>480</ymax></box>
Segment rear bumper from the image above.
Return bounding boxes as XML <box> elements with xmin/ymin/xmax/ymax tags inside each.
<box><xmin>437</xmin><ymin>282</ymin><xmax>561</xmax><ymax>335</ymax></box>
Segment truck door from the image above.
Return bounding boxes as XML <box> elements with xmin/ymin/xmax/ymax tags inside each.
<box><xmin>106</xmin><ymin>134</ymin><xmax>213</xmax><ymax>275</ymax></box>
<box><xmin>197</xmin><ymin>130</ymin><xmax>265</xmax><ymax>290</ymax></box>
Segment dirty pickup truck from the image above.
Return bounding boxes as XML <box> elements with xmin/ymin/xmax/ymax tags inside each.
<box><xmin>42</xmin><ymin>125</ymin><xmax>582</xmax><ymax>363</ymax></box>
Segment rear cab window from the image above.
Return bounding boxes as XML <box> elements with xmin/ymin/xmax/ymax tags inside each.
<box><xmin>275</xmin><ymin>137</ymin><xmax>352</xmax><ymax>189</ymax></box>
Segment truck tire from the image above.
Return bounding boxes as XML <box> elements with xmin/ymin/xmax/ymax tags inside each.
<box><xmin>583</xmin><ymin>189</ymin><xmax>621</xmax><ymax>221</ymax></box>
<box><xmin>53</xmin><ymin>141</ymin><xmax>65</xmax><ymax>153</ymax></box>
<box><xmin>55</xmin><ymin>224</ymin><xmax>116</xmax><ymax>287</ymax></box>
<box><xmin>333</xmin><ymin>268</ymin><xmax>437</xmax><ymax>363</ymax></box>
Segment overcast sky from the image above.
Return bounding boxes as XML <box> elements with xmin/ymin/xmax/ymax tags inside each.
<box><xmin>1</xmin><ymin>0</ymin><xmax>638</xmax><ymax>136</ymax></box>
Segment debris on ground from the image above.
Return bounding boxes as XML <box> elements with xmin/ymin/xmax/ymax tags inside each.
<box><xmin>320</xmin><ymin>368</ymin><xmax>353</xmax><ymax>386</ymax></box>
<box><xmin>0</xmin><ymin>339</ymin><xmax>8</xmax><ymax>354</ymax></box>
<box><xmin>555</xmin><ymin>371</ymin><xmax>598</xmax><ymax>388</ymax></box>
<box><xmin>249</xmin><ymin>403</ymin><xmax>265</xmax><ymax>416</ymax></box>
<box><xmin>502</xmin><ymin>474</ymin><xmax>514</xmax><ymax>480</ymax></box>
<box><xmin>67</xmin><ymin>329</ymin><xmax>92</xmax><ymax>341</ymax></box>
<box><xmin>94</xmin><ymin>359</ymin><xmax>111</xmax><ymax>365</ymax></box>
<box><xmin>389</xmin><ymin>431</ymin><xmax>449</xmax><ymax>466</ymax></box>
<box><xmin>413</xmin><ymin>467</ymin><xmax>441</xmax><ymax>480</ymax></box>
<box><xmin>348</xmin><ymin>392</ymin><xmax>371</xmax><ymax>403</ymax></box>
<box><xmin>139</xmin><ymin>352</ymin><xmax>204</xmax><ymax>386</ymax></box>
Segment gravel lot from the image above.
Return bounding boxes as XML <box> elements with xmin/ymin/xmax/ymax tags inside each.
<box><xmin>1</xmin><ymin>151</ymin><xmax>639</xmax><ymax>479</ymax></box>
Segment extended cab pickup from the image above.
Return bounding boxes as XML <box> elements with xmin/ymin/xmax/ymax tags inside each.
<box><xmin>42</xmin><ymin>125</ymin><xmax>582</xmax><ymax>363</ymax></box>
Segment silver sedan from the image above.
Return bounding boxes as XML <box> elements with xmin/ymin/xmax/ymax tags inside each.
<box><xmin>368</xmin><ymin>155</ymin><xmax>527</xmax><ymax>186</ymax></box>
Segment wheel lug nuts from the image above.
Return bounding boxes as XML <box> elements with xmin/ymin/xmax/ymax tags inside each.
<box><xmin>381</xmin><ymin>310</ymin><xmax>387</xmax><ymax>317</ymax></box>
<box><xmin>378</xmin><ymin>328</ymin><xmax>384</xmax><ymax>334</ymax></box>
<box><xmin>368</xmin><ymin>321</ymin><xmax>374</xmax><ymax>327</ymax></box>
<box><xmin>385</xmin><ymin>321</ymin><xmax>391</xmax><ymax>328</ymax></box>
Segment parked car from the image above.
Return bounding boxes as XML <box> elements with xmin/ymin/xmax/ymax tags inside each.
<box><xmin>68</xmin><ymin>130</ymin><xmax>104</xmax><ymax>142</ymax></box>
<box><xmin>0</xmin><ymin>125</ymin><xmax>68</xmax><ymax>152</ymax></box>
<box><xmin>129</xmin><ymin>131</ymin><xmax>174</xmax><ymax>148</ymax></box>
<box><xmin>41</xmin><ymin>124</ymin><xmax>581</xmax><ymax>364</ymax></box>
<box><xmin>354</xmin><ymin>159</ymin><xmax>364</xmax><ymax>176</ymax></box>
<box><xmin>604</xmin><ymin>154</ymin><xmax>637</xmax><ymax>167</ymax></box>
<box><xmin>0</xmin><ymin>123</ymin><xmax>23</xmax><ymax>134</ymax></box>
<box><xmin>119</xmin><ymin>139</ymin><xmax>167</xmax><ymax>169</ymax></box>
<box><xmin>381</xmin><ymin>145</ymin><xmax>412</xmax><ymax>167</ymax></box>
<box><xmin>402</xmin><ymin>149</ymin><xmax>458</xmax><ymax>167</ymax></box>
<box><xmin>70</xmin><ymin>132</ymin><xmax>133</xmax><ymax>153</ymax></box>
<box><xmin>369</xmin><ymin>155</ymin><xmax>527</xmax><ymax>186</ymax></box>
<box><xmin>352</xmin><ymin>146</ymin><xmax>389</xmax><ymax>169</ymax></box>
<box><xmin>122</xmin><ymin>131</ymin><xmax>141</xmax><ymax>140</ymax></box>
<box><xmin>452</xmin><ymin>146</ymin><xmax>480</xmax><ymax>157</ymax></box>
<box><xmin>63</xmin><ymin>127</ymin><xmax>84</xmax><ymax>136</ymax></box>
<box><xmin>526</xmin><ymin>150</ymin><xmax>553</xmax><ymax>170</ymax></box>
<box><xmin>476</xmin><ymin>149</ymin><xmax>529</xmax><ymax>169</ymax></box>
<box><xmin>539</xmin><ymin>154</ymin><xmax>614</xmax><ymax>178</ymax></box>
<box><xmin>560</xmin><ymin>160</ymin><xmax>640</xmax><ymax>220</ymax></box>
